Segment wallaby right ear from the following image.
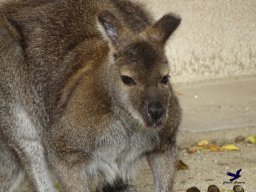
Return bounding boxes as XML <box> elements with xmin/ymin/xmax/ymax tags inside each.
<box><xmin>141</xmin><ymin>13</ymin><xmax>181</xmax><ymax>47</ymax></box>
<box><xmin>98</xmin><ymin>10</ymin><xmax>133</xmax><ymax>50</ymax></box>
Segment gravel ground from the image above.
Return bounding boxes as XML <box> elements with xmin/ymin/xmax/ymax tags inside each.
<box><xmin>136</xmin><ymin>142</ymin><xmax>256</xmax><ymax>192</ymax></box>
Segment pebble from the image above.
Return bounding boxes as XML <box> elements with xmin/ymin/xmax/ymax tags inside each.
<box><xmin>186</xmin><ymin>186</ymin><xmax>201</xmax><ymax>192</ymax></box>
<box><xmin>207</xmin><ymin>185</ymin><xmax>220</xmax><ymax>192</ymax></box>
<box><xmin>233</xmin><ymin>185</ymin><xmax>244</xmax><ymax>192</ymax></box>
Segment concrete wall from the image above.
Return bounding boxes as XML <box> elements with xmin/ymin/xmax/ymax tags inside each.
<box><xmin>138</xmin><ymin>0</ymin><xmax>256</xmax><ymax>83</ymax></box>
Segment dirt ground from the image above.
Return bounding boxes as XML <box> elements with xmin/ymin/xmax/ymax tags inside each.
<box><xmin>136</xmin><ymin>142</ymin><xmax>256</xmax><ymax>192</ymax></box>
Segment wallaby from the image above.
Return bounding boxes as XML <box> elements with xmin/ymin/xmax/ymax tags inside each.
<box><xmin>0</xmin><ymin>0</ymin><xmax>181</xmax><ymax>192</ymax></box>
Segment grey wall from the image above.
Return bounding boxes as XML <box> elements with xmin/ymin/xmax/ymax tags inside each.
<box><xmin>139</xmin><ymin>0</ymin><xmax>256</xmax><ymax>83</ymax></box>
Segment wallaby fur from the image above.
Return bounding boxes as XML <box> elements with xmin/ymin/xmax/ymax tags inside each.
<box><xmin>0</xmin><ymin>0</ymin><xmax>181</xmax><ymax>192</ymax></box>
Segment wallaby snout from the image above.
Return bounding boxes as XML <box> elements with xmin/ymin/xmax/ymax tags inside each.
<box><xmin>147</xmin><ymin>101</ymin><xmax>164</xmax><ymax>127</ymax></box>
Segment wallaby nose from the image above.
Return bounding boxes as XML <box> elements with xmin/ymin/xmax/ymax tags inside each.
<box><xmin>148</xmin><ymin>102</ymin><xmax>164</xmax><ymax>123</ymax></box>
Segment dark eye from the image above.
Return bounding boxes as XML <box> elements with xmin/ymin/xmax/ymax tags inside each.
<box><xmin>160</xmin><ymin>75</ymin><xmax>170</xmax><ymax>85</ymax></box>
<box><xmin>113</xmin><ymin>53</ymin><xmax>117</xmax><ymax>61</ymax></box>
<box><xmin>121</xmin><ymin>76</ymin><xmax>136</xmax><ymax>86</ymax></box>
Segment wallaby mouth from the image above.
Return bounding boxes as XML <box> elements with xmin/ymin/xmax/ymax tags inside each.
<box><xmin>145</xmin><ymin>116</ymin><xmax>164</xmax><ymax>129</ymax></box>
<box><xmin>152</xmin><ymin>120</ymin><xmax>163</xmax><ymax>129</ymax></box>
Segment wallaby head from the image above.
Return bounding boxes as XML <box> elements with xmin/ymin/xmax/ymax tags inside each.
<box><xmin>98</xmin><ymin>10</ymin><xmax>181</xmax><ymax>128</ymax></box>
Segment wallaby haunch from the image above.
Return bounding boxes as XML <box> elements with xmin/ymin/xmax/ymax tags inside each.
<box><xmin>0</xmin><ymin>0</ymin><xmax>181</xmax><ymax>191</ymax></box>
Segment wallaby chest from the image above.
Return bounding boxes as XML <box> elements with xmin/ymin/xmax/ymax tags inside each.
<box><xmin>85</xmin><ymin>123</ymin><xmax>159</xmax><ymax>183</ymax></box>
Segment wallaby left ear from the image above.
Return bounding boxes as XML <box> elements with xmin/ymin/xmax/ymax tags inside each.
<box><xmin>142</xmin><ymin>14</ymin><xmax>181</xmax><ymax>46</ymax></box>
<box><xmin>98</xmin><ymin>10</ymin><xmax>133</xmax><ymax>50</ymax></box>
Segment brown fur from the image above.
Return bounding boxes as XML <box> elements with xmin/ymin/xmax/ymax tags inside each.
<box><xmin>0</xmin><ymin>0</ymin><xmax>181</xmax><ymax>191</ymax></box>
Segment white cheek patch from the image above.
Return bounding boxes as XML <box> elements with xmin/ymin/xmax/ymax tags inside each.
<box><xmin>120</xmin><ymin>91</ymin><xmax>145</xmax><ymax>126</ymax></box>
<box><xmin>129</xmin><ymin>107</ymin><xmax>145</xmax><ymax>125</ymax></box>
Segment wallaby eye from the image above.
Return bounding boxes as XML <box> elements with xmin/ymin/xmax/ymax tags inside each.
<box><xmin>113</xmin><ymin>53</ymin><xmax>117</xmax><ymax>61</ymax></box>
<box><xmin>160</xmin><ymin>75</ymin><xmax>170</xmax><ymax>85</ymax></box>
<box><xmin>121</xmin><ymin>76</ymin><xmax>136</xmax><ymax>86</ymax></box>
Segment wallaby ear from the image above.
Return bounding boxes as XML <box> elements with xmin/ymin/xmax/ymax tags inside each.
<box><xmin>142</xmin><ymin>14</ymin><xmax>181</xmax><ymax>47</ymax></box>
<box><xmin>98</xmin><ymin>10</ymin><xmax>132</xmax><ymax>50</ymax></box>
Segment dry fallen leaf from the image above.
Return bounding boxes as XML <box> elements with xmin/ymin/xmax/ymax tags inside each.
<box><xmin>197</xmin><ymin>140</ymin><xmax>209</xmax><ymax>146</ymax></box>
<box><xmin>207</xmin><ymin>144</ymin><xmax>222</xmax><ymax>152</ymax></box>
<box><xmin>176</xmin><ymin>160</ymin><xmax>189</xmax><ymax>170</ymax></box>
<box><xmin>188</xmin><ymin>141</ymin><xmax>223</xmax><ymax>153</ymax></box>
<box><xmin>188</xmin><ymin>146</ymin><xmax>203</xmax><ymax>153</ymax></box>
<box><xmin>246</xmin><ymin>135</ymin><xmax>256</xmax><ymax>144</ymax></box>
<box><xmin>55</xmin><ymin>182</ymin><xmax>62</xmax><ymax>192</ymax></box>
<box><xmin>234</xmin><ymin>135</ymin><xmax>245</xmax><ymax>143</ymax></box>
<box><xmin>221</xmin><ymin>144</ymin><xmax>239</xmax><ymax>151</ymax></box>
<box><xmin>188</xmin><ymin>140</ymin><xmax>241</xmax><ymax>154</ymax></box>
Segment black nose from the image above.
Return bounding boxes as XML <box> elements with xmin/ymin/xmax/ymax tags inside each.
<box><xmin>148</xmin><ymin>102</ymin><xmax>164</xmax><ymax>123</ymax></box>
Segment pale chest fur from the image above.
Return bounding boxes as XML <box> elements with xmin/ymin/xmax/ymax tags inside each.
<box><xmin>85</xmin><ymin>121</ymin><xmax>160</xmax><ymax>185</ymax></box>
